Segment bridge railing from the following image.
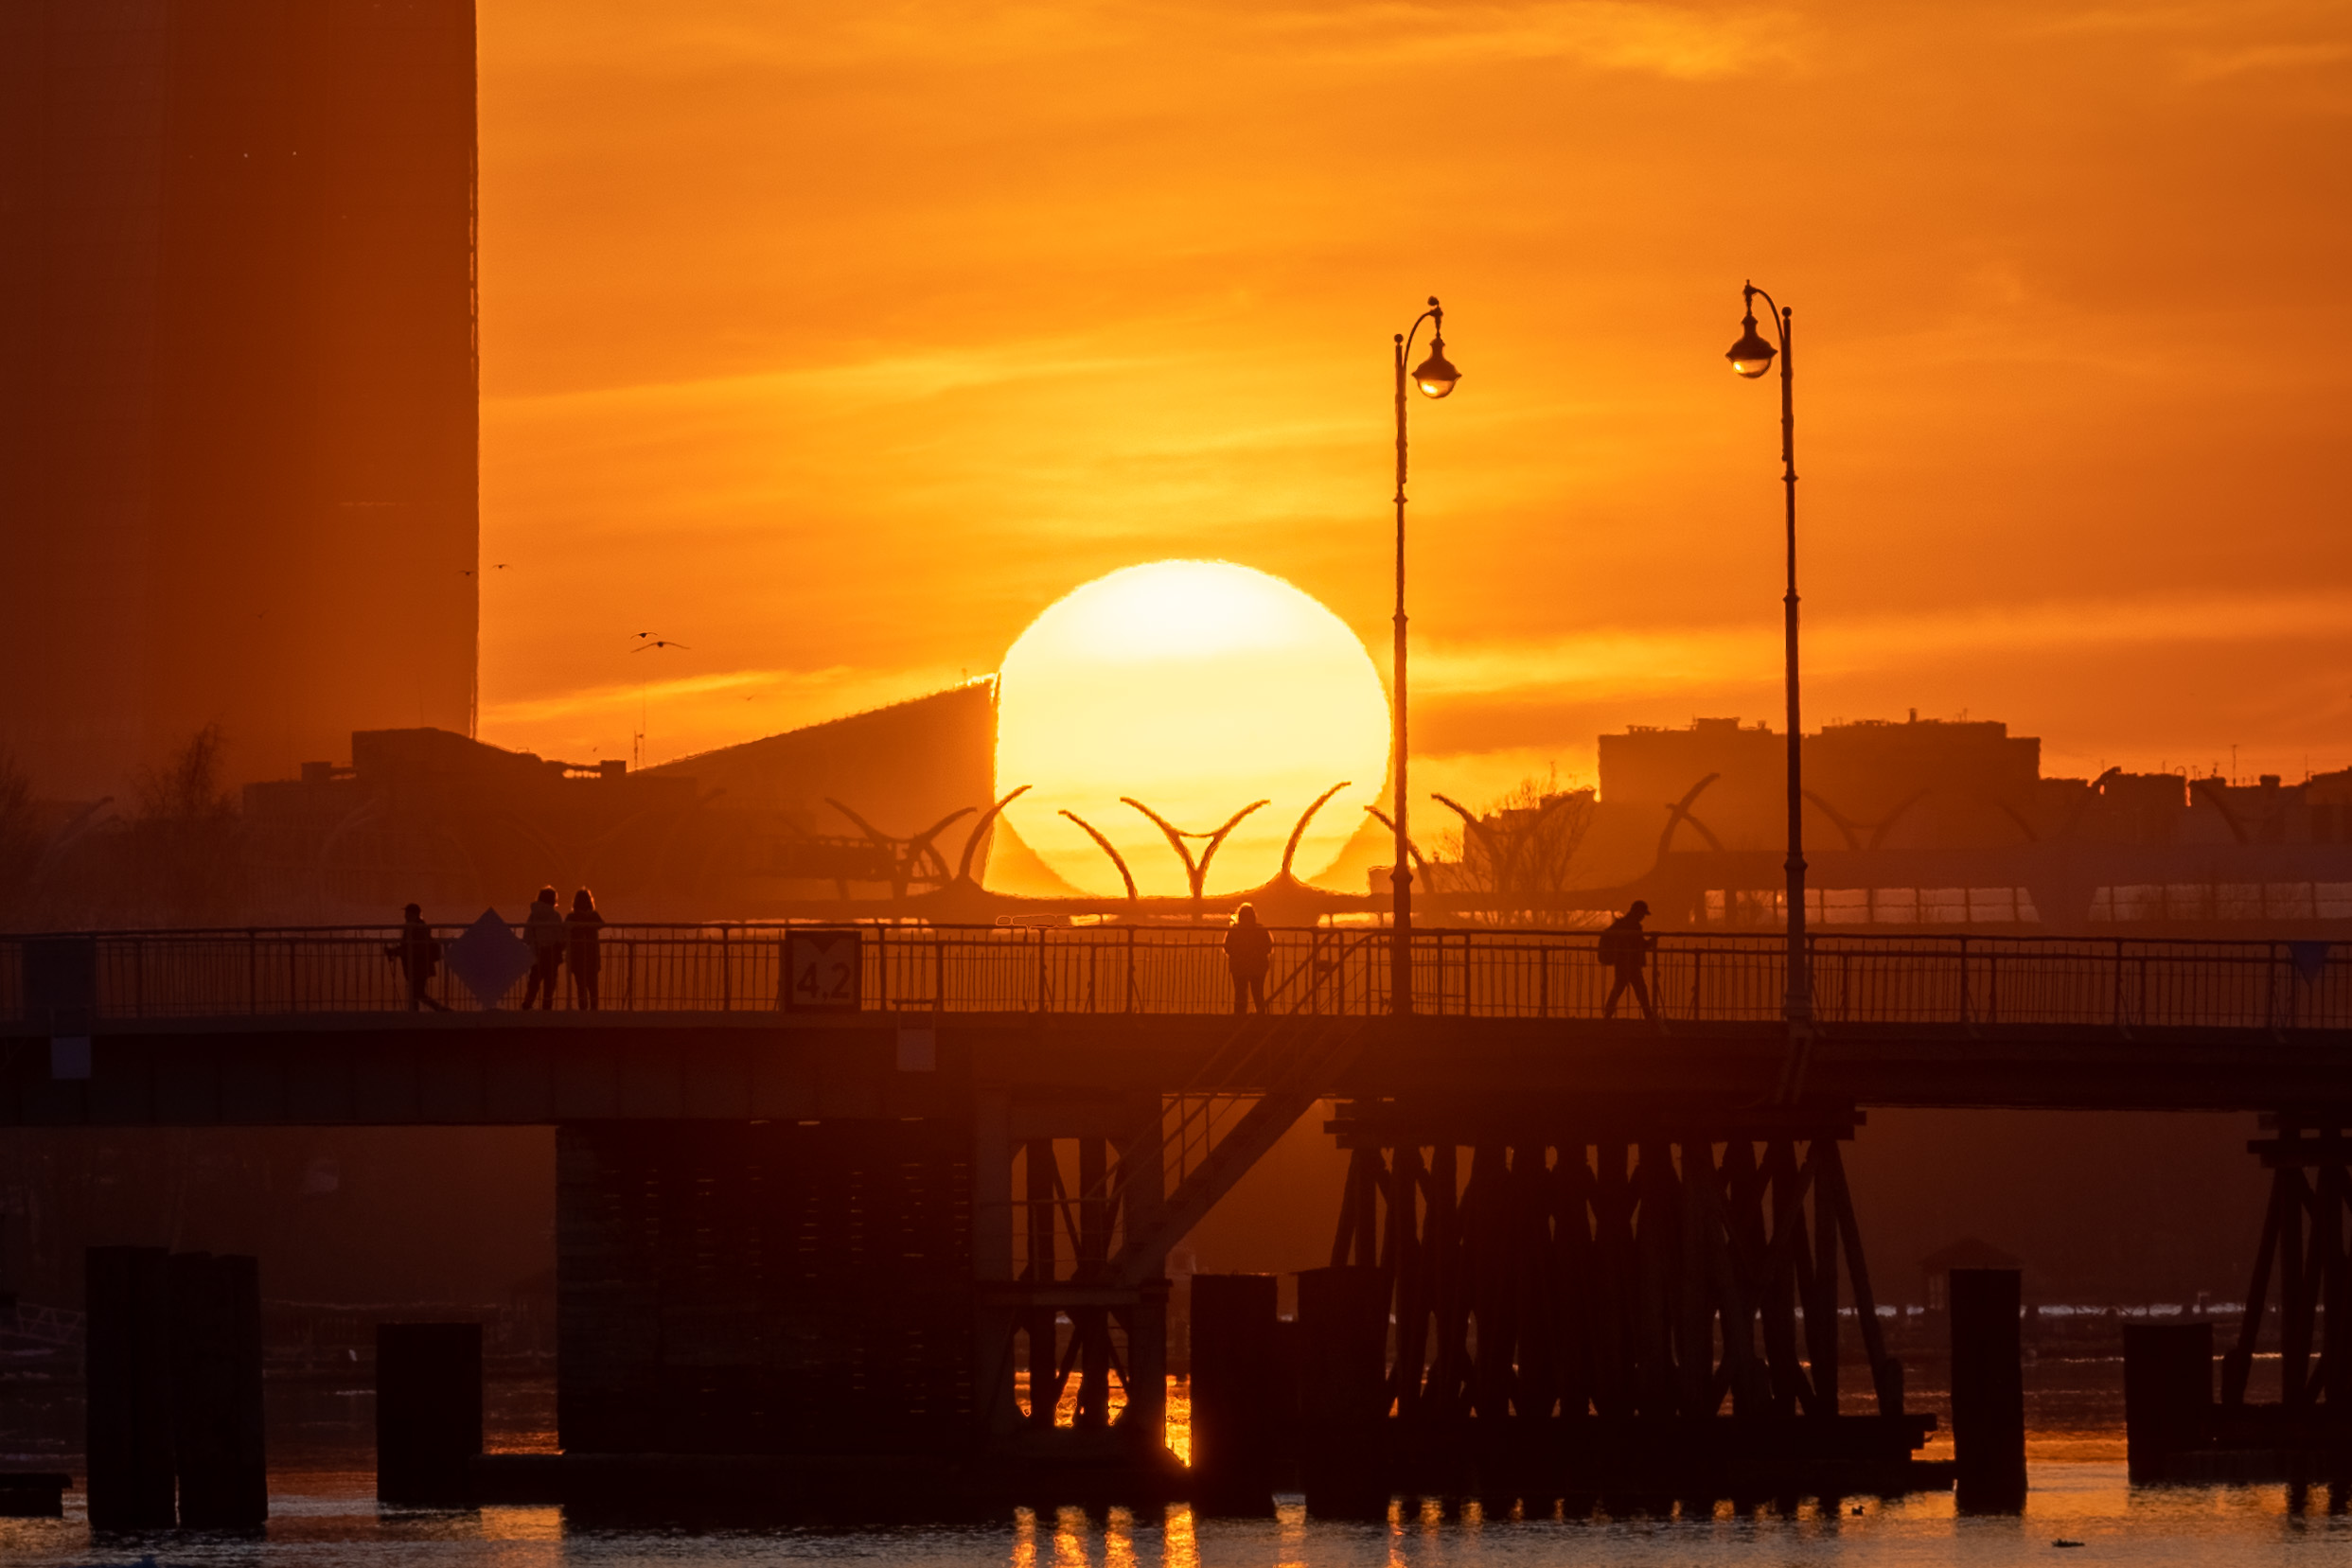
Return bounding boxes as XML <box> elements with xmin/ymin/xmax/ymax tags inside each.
<box><xmin>0</xmin><ymin>925</ymin><xmax>2345</xmax><ymax>1029</ymax></box>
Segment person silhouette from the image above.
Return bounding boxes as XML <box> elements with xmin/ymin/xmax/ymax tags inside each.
<box><xmin>386</xmin><ymin>904</ymin><xmax>447</xmax><ymax>1013</ymax></box>
<box><xmin>1599</xmin><ymin>900</ymin><xmax>1656</xmax><ymax>1022</ymax></box>
<box><xmin>1224</xmin><ymin>902</ymin><xmax>1273</xmax><ymax>1014</ymax></box>
<box><xmin>566</xmin><ymin>889</ymin><xmax>606</xmax><ymax>1011</ymax></box>
<box><xmin>522</xmin><ymin>886</ymin><xmax>566</xmax><ymax>1009</ymax></box>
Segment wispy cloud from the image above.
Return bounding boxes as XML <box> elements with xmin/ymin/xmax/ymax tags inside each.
<box><xmin>1269</xmin><ymin>0</ymin><xmax>1802</xmax><ymax>79</ymax></box>
<box><xmin>485</xmin><ymin>344</ymin><xmax>1151</xmax><ymax>418</ymax></box>
<box><xmin>1416</xmin><ymin>590</ymin><xmax>2352</xmax><ymax>699</ymax></box>
<box><xmin>2178</xmin><ymin>40</ymin><xmax>2352</xmax><ymax>78</ymax></box>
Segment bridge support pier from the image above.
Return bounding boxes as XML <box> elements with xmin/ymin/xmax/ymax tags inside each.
<box><xmin>555</xmin><ymin>1120</ymin><xmax>976</xmax><ymax>1466</ymax></box>
<box><xmin>1317</xmin><ymin>1101</ymin><xmax>1940</xmax><ymax>1502</ymax></box>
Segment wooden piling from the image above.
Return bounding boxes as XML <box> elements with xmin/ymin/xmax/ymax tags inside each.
<box><xmin>1188</xmin><ymin>1273</ymin><xmax>1281</xmax><ymax>1514</ymax></box>
<box><xmin>85</xmin><ymin>1245</ymin><xmax>176</xmax><ymax>1530</ymax></box>
<box><xmin>1296</xmin><ymin>1264</ymin><xmax>1389</xmax><ymax>1519</ymax></box>
<box><xmin>168</xmin><ymin>1252</ymin><xmax>266</xmax><ymax>1526</ymax></box>
<box><xmin>2123</xmin><ymin>1322</ymin><xmax>2212</xmax><ymax>1481</ymax></box>
<box><xmin>1023</xmin><ymin>1137</ymin><xmax>1059</xmax><ymax>1429</ymax></box>
<box><xmin>1949</xmin><ymin>1267</ymin><xmax>2026</xmax><ymax>1511</ymax></box>
<box><xmin>376</xmin><ymin>1323</ymin><xmax>483</xmax><ymax>1505</ymax></box>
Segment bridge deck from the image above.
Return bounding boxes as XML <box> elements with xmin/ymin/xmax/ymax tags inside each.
<box><xmin>4</xmin><ymin>925</ymin><xmax>2347</xmax><ymax>1125</ymax></box>
<box><xmin>4</xmin><ymin>1010</ymin><xmax>2348</xmax><ymax>1125</ymax></box>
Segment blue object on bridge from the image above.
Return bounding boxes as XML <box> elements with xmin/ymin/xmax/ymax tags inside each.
<box><xmin>2290</xmin><ymin>941</ymin><xmax>2331</xmax><ymax>985</ymax></box>
<box><xmin>445</xmin><ymin>910</ymin><xmax>535</xmax><ymax>1009</ymax></box>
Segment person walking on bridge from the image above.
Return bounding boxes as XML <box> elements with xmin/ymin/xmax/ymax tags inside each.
<box><xmin>387</xmin><ymin>904</ymin><xmax>447</xmax><ymax>1013</ymax></box>
<box><xmin>1599</xmin><ymin>900</ymin><xmax>1656</xmax><ymax>1022</ymax></box>
<box><xmin>1224</xmin><ymin>902</ymin><xmax>1273</xmax><ymax>1014</ymax></box>
<box><xmin>566</xmin><ymin>889</ymin><xmax>606</xmax><ymax>1011</ymax></box>
<box><xmin>522</xmin><ymin>887</ymin><xmax>566</xmax><ymax>1009</ymax></box>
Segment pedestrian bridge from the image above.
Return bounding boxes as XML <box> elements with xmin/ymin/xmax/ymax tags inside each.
<box><xmin>2</xmin><ymin>925</ymin><xmax>2349</xmax><ymax>1125</ymax></box>
<box><xmin>5</xmin><ymin>922</ymin><xmax>2347</xmax><ymax>1028</ymax></box>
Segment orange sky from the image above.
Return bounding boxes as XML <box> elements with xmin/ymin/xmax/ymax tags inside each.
<box><xmin>474</xmin><ymin>0</ymin><xmax>2352</xmax><ymax>815</ymax></box>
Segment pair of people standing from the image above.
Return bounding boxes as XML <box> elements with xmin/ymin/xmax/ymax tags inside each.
<box><xmin>523</xmin><ymin>888</ymin><xmax>606</xmax><ymax>1010</ymax></box>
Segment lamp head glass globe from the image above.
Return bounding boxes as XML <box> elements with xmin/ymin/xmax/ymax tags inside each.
<box><xmin>1411</xmin><ymin>344</ymin><xmax>1460</xmax><ymax>398</ymax></box>
<box><xmin>1726</xmin><ymin>315</ymin><xmax>1777</xmax><ymax>379</ymax></box>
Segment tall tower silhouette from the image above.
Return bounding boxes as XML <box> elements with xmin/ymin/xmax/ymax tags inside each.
<box><xmin>0</xmin><ymin>0</ymin><xmax>478</xmax><ymax>798</ymax></box>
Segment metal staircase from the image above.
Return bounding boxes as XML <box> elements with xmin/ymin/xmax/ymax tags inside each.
<box><xmin>1107</xmin><ymin>1012</ymin><xmax>1370</xmax><ymax>1285</ymax></box>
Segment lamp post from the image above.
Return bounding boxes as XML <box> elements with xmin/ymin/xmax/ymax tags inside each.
<box><xmin>1391</xmin><ymin>296</ymin><xmax>1460</xmax><ymax>1017</ymax></box>
<box><xmin>1724</xmin><ymin>281</ymin><xmax>1812</xmax><ymax>1027</ymax></box>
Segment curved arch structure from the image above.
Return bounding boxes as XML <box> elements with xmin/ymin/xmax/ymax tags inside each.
<box><xmin>826</xmin><ymin>795</ymin><xmax>976</xmax><ymax>897</ymax></box>
<box><xmin>2190</xmin><ymin>777</ymin><xmax>2252</xmax><ymax>846</ymax></box>
<box><xmin>1278</xmin><ymin>782</ymin><xmax>1353</xmax><ymax>880</ymax></box>
<box><xmin>1057</xmin><ymin>810</ymin><xmax>1140</xmax><ymax>902</ymax></box>
<box><xmin>955</xmin><ymin>785</ymin><xmax>1033</xmax><ymax>884</ymax></box>
<box><xmin>1362</xmin><ymin>805</ymin><xmax>1429</xmax><ymax>872</ymax></box>
<box><xmin>1431</xmin><ymin>789</ymin><xmax>1588</xmax><ymax>919</ymax></box>
<box><xmin>2064</xmin><ymin>767</ymin><xmax>2125</xmax><ymax>840</ymax></box>
<box><xmin>1121</xmin><ymin>798</ymin><xmax>1270</xmax><ymax>906</ymax></box>
<box><xmin>1654</xmin><ymin>773</ymin><xmax>1725</xmax><ymax>863</ymax></box>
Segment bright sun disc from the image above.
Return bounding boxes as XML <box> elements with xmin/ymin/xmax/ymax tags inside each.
<box><xmin>993</xmin><ymin>560</ymin><xmax>1390</xmax><ymax>898</ymax></box>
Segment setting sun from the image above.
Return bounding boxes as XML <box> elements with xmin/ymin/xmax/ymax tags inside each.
<box><xmin>993</xmin><ymin>560</ymin><xmax>1390</xmax><ymax>898</ymax></box>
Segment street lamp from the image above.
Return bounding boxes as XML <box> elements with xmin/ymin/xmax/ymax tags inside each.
<box><xmin>1724</xmin><ymin>281</ymin><xmax>1811</xmax><ymax>1028</ymax></box>
<box><xmin>1391</xmin><ymin>295</ymin><xmax>1459</xmax><ymax>1017</ymax></box>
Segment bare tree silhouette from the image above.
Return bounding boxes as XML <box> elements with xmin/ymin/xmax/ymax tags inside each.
<box><xmin>1428</xmin><ymin>774</ymin><xmax>1597</xmax><ymax>926</ymax></box>
<box><xmin>126</xmin><ymin>724</ymin><xmax>243</xmax><ymax>923</ymax></box>
<box><xmin>0</xmin><ymin>751</ymin><xmax>43</xmax><ymax>918</ymax></box>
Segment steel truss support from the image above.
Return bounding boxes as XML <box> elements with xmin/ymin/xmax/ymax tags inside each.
<box><xmin>1011</xmin><ymin>1135</ymin><xmax>1139</xmax><ymax>1436</ymax></box>
<box><xmin>1326</xmin><ymin>1103</ymin><xmax>1905</xmax><ymax>1425</ymax></box>
<box><xmin>2224</xmin><ymin>1116</ymin><xmax>2352</xmax><ymax>1412</ymax></box>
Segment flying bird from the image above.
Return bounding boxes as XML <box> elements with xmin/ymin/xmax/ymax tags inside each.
<box><xmin>630</xmin><ymin>633</ymin><xmax>690</xmax><ymax>653</ymax></box>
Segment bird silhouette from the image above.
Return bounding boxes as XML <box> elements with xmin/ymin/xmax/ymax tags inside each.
<box><xmin>629</xmin><ymin>632</ymin><xmax>690</xmax><ymax>653</ymax></box>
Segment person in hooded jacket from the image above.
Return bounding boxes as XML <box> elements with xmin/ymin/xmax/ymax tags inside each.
<box><xmin>566</xmin><ymin>889</ymin><xmax>607</xmax><ymax>1011</ymax></box>
<box><xmin>1224</xmin><ymin>902</ymin><xmax>1274</xmax><ymax>1013</ymax></box>
<box><xmin>522</xmin><ymin>887</ymin><xmax>566</xmax><ymax>1009</ymax></box>
<box><xmin>386</xmin><ymin>904</ymin><xmax>447</xmax><ymax>1013</ymax></box>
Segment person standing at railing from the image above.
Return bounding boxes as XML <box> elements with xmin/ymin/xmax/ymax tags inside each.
<box><xmin>386</xmin><ymin>904</ymin><xmax>448</xmax><ymax>1013</ymax></box>
<box><xmin>1224</xmin><ymin>902</ymin><xmax>1273</xmax><ymax>1014</ymax></box>
<box><xmin>566</xmin><ymin>889</ymin><xmax>606</xmax><ymax>1010</ymax></box>
<box><xmin>1599</xmin><ymin>900</ymin><xmax>1657</xmax><ymax>1022</ymax></box>
<box><xmin>522</xmin><ymin>887</ymin><xmax>566</xmax><ymax>1009</ymax></box>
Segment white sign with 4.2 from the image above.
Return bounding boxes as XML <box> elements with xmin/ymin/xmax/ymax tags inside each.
<box><xmin>785</xmin><ymin>930</ymin><xmax>862</xmax><ymax>1012</ymax></box>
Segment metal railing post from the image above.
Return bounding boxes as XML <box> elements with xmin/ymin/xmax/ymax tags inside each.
<box><xmin>1957</xmin><ymin>936</ymin><xmax>1969</xmax><ymax>1029</ymax></box>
